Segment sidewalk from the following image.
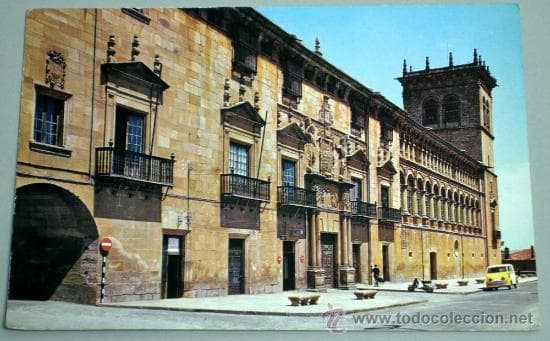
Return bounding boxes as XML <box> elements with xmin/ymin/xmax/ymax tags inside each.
<box><xmin>103</xmin><ymin>288</ymin><xmax>427</xmax><ymax>316</ymax></box>
<box><xmin>360</xmin><ymin>276</ymin><xmax>538</xmax><ymax>295</ymax></box>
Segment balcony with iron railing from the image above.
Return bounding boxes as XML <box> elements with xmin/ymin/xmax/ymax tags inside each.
<box><xmin>278</xmin><ymin>186</ymin><xmax>317</xmax><ymax>208</ymax></box>
<box><xmin>221</xmin><ymin>173</ymin><xmax>270</xmax><ymax>202</ymax></box>
<box><xmin>351</xmin><ymin>201</ymin><xmax>377</xmax><ymax>218</ymax></box>
<box><xmin>95</xmin><ymin>147</ymin><xmax>175</xmax><ymax>186</ymax></box>
<box><xmin>378</xmin><ymin>207</ymin><xmax>402</xmax><ymax>223</ymax></box>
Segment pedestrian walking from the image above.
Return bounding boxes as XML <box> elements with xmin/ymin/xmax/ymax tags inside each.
<box><xmin>371</xmin><ymin>265</ymin><xmax>381</xmax><ymax>287</ymax></box>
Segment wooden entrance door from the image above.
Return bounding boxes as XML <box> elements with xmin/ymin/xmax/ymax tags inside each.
<box><xmin>430</xmin><ymin>252</ymin><xmax>438</xmax><ymax>280</ymax></box>
<box><xmin>321</xmin><ymin>234</ymin><xmax>336</xmax><ymax>288</ymax></box>
<box><xmin>161</xmin><ymin>235</ymin><xmax>183</xmax><ymax>298</ymax></box>
<box><xmin>228</xmin><ymin>239</ymin><xmax>244</xmax><ymax>295</ymax></box>
<box><xmin>382</xmin><ymin>244</ymin><xmax>390</xmax><ymax>281</ymax></box>
<box><xmin>352</xmin><ymin>244</ymin><xmax>361</xmax><ymax>283</ymax></box>
<box><xmin>282</xmin><ymin>241</ymin><xmax>295</xmax><ymax>291</ymax></box>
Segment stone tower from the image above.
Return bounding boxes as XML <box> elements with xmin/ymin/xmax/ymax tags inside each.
<box><xmin>397</xmin><ymin>50</ymin><xmax>497</xmax><ymax>166</ymax></box>
<box><xmin>397</xmin><ymin>50</ymin><xmax>502</xmax><ymax>264</ymax></box>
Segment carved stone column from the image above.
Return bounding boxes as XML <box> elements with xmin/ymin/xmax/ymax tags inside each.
<box><xmin>307</xmin><ymin>210</ymin><xmax>325</xmax><ymax>291</ymax></box>
<box><xmin>347</xmin><ymin>217</ymin><xmax>353</xmax><ymax>267</ymax></box>
<box><xmin>315</xmin><ymin>212</ymin><xmax>321</xmax><ymax>267</ymax></box>
<box><xmin>309</xmin><ymin>212</ymin><xmax>316</xmax><ymax>266</ymax></box>
<box><xmin>338</xmin><ymin>215</ymin><xmax>355</xmax><ymax>289</ymax></box>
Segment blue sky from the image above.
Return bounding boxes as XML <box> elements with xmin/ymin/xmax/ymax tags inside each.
<box><xmin>258</xmin><ymin>4</ymin><xmax>533</xmax><ymax>251</ymax></box>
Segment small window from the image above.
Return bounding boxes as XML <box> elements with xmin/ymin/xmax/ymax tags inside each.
<box><xmin>121</xmin><ymin>8</ymin><xmax>151</xmax><ymax>25</ymax></box>
<box><xmin>283</xmin><ymin>60</ymin><xmax>303</xmax><ymax>99</ymax></box>
<box><xmin>34</xmin><ymin>93</ymin><xmax>64</xmax><ymax>146</ymax></box>
<box><xmin>351</xmin><ymin>100</ymin><xmax>366</xmax><ymax>136</ymax></box>
<box><xmin>380</xmin><ymin>122</ymin><xmax>393</xmax><ymax>144</ymax></box>
<box><xmin>443</xmin><ymin>95</ymin><xmax>460</xmax><ymax>124</ymax></box>
<box><xmin>281</xmin><ymin>159</ymin><xmax>296</xmax><ymax>187</ymax></box>
<box><xmin>483</xmin><ymin>98</ymin><xmax>491</xmax><ymax>129</ymax></box>
<box><xmin>423</xmin><ymin>98</ymin><xmax>439</xmax><ymax>125</ymax></box>
<box><xmin>232</xmin><ymin>30</ymin><xmax>257</xmax><ymax>75</ymax></box>
<box><xmin>229</xmin><ymin>142</ymin><xmax>249</xmax><ymax>176</ymax></box>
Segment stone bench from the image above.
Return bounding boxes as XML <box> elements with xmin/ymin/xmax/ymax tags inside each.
<box><xmin>475</xmin><ymin>278</ymin><xmax>485</xmax><ymax>284</ymax></box>
<box><xmin>288</xmin><ymin>294</ymin><xmax>320</xmax><ymax>306</ymax></box>
<box><xmin>457</xmin><ymin>280</ymin><xmax>469</xmax><ymax>286</ymax></box>
<box><xmin>353</xmin><ymin>290</ymin><xmax>377</xmax><ymax>300</ymax></box>
<box><xmin>434</xmin><ymin>282</ymin><xmax>448</xmax><ymax>289</ymax></box>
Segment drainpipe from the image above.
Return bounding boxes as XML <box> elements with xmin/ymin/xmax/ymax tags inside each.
<box><xmin>88</xmin><ymin>9</ymin><xmax>98</xmax><ymax>182</ymax></box>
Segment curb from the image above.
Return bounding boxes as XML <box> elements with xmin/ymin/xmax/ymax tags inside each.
<box><xmin>100</xmin><ymin>299</ymin><xmax>428</xmax><ymax>317</ymax></box>
<box><xmin>360</xmin><ymin>278</ymin><xmax>537</xmax><ymax>295</ymax></box>
<box><xmin>361</xmin><ymin>288</ymin><xmax>482</xmax><ymax>295</ymax></box>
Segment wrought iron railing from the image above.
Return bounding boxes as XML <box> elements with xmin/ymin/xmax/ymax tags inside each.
<box><xmin>351</xmin><ymin>201</ymin><xmax>377</xmax><ymax>218</ymax></box>
<box><xmin>278</xmin><ymin>186</ymin><xmax>317</xmax><ymax>208</ymax></box>
<box><xmin>95</xmin><ymin>147</ymin><xmax>174</xmax><ymax>185</ymax></box>
<box><xmin>221</xmin><ymin>173</ymin><xmax>270</xmax><ymax>202</ymax></box>
<box><xmin>378</xmin><ymin>207</ymin><xmax>402</xmax><ymax>222</ymax></box>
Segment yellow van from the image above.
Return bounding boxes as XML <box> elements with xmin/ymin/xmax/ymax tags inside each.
<box><xmin>485</xmin><ymin>264</ymin><xmax>518</xmax><ymax>290</ymax></box>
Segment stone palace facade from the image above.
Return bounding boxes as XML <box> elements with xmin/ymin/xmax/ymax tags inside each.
<box><xmin>9</xmin><ymin>8</ymin><xmax>501</xmax><ymax>303</ymax></box>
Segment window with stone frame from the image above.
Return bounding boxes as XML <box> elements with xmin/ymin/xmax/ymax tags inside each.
<box><xmin>350</xmin><ymin>178</ymin><xmax>362</xmax><ymax>202</ymax></box>
<box><xmin>32</xmin><ymin>85</ymin><xmax>71</xmax><ymax>148</ymax></box>
<box><xmin>443</xmin><ymin>95</ymin><xmax>460</xmax><ymax>124</ymax></box>
<box><xmin>483</xmin><ymin>98</ymin><xmax>491</xmax><ymax>129</ymax></box>
<box><xmin>380</xmin><ymin>185</ymin><xmax>390</xmax><ymax>208</ymax></box>
<box><xmin>380</xmin><ymin>121</ymin><xmax>393</xmax><ymax>145</ymax></box>
<box><xmin>423</xmin><ymin>98</ymin><xmax>439</xmax><ymax>126</ymax></box>
<box><xmin>232</xmin><ymin>29</ymin><xmax>257</xmax><ymax>76</ymax></box>
<box><xmin>281</xmin><ymin>159</ymin><xmax>296</xmax><ymax>187</ymax></box>
<box><xmin>350</xmin><ymin>100</ymin><xmax>367</xmax><ymax>136</ymax></box>
<box><xmin>229</xmin><ymin>142</ymin><xmax>249</xmax><ymax>176</ymax></box>
<box><xmin>282</xmin><ymin>60</ymin><xmax>303</xmax><ymax>108</ymax></box>
<box><xmin>34</xmin><ymin>93</ymin><xmax>64</xmax><ymax>146</ymax></box>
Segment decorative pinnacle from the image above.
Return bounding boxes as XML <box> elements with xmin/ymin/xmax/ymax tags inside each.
<box><xmin>153</xmin><ymin>54</ymin><xmax>162</xmax><ymax>76</ymax></box>
<box><xmin>131</xmin><ymin>34</ymin><xmax>140</xmax><ymax>61</ymax></box>
<box><xmin>403</xmin><ymin>59</ymin><xmax>407</xmax><ymax>75</ymax></box>
<box><xmin>314</xmin><ymin>36</ymin><xmax>322</xmax><ymax>55</ymax></box>
<box><xmin>107</xmin><ymin>34</ymin><xmax>116</xmax><ymax>62</ymax></box>
<box><xmin>473</xmin><ymin>48</ymin><xmax>478</xmax><ymax>64</ymax></box>
<box><xmin>254</xmin><ymin>91</ymin><xmax>260</xmax><ymax>112</ymax></box>
<box><xmin>449</xmin><ymin>52</ymin><xmax>454</xmax><ymax>67</ymax></box>
<box><xmin>425</xmin><ymin>56</ymin><xmax>430</xmax><ymax>70</ymax></box>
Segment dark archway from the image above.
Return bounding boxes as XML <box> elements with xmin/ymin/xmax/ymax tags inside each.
<box><xmin>9</xmin><ymin>183</ymin><xmax>99</xmax><ymax>303</ymax></box>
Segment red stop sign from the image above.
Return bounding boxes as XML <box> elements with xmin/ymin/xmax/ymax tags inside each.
<box><xmin>100</xmin><ymin>237</ymin><xmax>112</xmax><ymax>252</ymax></box>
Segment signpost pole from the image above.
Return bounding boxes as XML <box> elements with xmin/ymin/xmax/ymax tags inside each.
<box><xmin>99</xmin><ymin>237</ymin><xmax>112</xmax><ymax>304</ymax></box>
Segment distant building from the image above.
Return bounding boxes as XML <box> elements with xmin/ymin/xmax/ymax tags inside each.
<box><xmin>9</xmin><ymin>8</ymin><xmax>501</xmax><ymax>304</ymax></box>
<box><xmin>504</xmin><ymin>246</ymin><xmax>536</xmax><ymax>274</ymax></box>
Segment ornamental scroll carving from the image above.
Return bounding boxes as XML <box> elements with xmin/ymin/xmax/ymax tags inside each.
<box><xmin>45</xmin><ymin>50</ymin><xmax>66</xmax><ymax>89</ymax></box>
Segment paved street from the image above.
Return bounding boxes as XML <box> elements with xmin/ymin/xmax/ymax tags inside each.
<box><xmin>5</xmin><ymin>281</ymin><xmax>539</xmax><ymax>331</ymax></box>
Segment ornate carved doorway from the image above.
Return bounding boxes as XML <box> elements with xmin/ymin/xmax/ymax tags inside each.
<box><xmin>321</xmin><ymin>233</ymin><xmax>337</xmax><ymax>288</ymax></box>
